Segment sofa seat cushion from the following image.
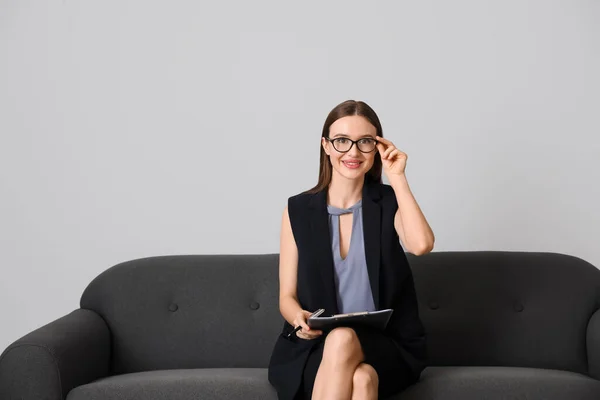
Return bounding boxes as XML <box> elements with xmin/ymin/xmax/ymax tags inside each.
<box><xmin>395</xmin><ymin>366</ymin><xmax>600</xmax><ymax>400</ymax></box>
<box><xmin>64</xmin><ymin>366</ymin><xmax>600</xmax><ymax>400</ymax></box>
<box><xmin>66</xmin><ymin>368</ymin><xmax>278</xmax><ymax>400</ymax></box>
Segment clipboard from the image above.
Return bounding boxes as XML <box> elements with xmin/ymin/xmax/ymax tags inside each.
<box><xmin>307</xmin><ymin>309</ymin><xmax>393</xmax><ymax>331</ymax></box>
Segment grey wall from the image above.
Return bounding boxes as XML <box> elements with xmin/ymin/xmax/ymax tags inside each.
<box><xmin>1</xmin><ymin>0</ymin><xmax>598</xmax><ymax>351</ymax></box>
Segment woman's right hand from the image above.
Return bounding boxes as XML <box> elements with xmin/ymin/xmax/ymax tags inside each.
<box><xmin>293</xmin><ymin>310</ymin><xmax>323</xmax><ymax>340</ymax></box>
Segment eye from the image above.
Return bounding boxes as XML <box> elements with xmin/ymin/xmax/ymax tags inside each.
<box><xmin>336</xmin><ymin>138</ymin><xmax>349</xmax><ymax>144</ymax></box>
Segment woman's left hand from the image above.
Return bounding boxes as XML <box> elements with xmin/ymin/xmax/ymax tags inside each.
<box><xmin>375</xmin><ymin>135</ymin><xmax>407</xmax><ymax>177</ymax></box>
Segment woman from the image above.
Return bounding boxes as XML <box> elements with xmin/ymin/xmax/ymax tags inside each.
<box><xmin>268</xmin><ymin>100</ymin><xmax>434</xmax><ymax>400</ymax></box>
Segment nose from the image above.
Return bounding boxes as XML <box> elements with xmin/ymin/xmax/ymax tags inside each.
<box><xmin>347</xmin><ymin>142</ymin><xmax>361</xmax><ymax>157</ymax></box>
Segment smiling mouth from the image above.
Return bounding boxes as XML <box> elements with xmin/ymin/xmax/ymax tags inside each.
<box><xmin>342</xmin><ymin>161</ymin><xmax>362</xmax><ymax>168</ymax></box>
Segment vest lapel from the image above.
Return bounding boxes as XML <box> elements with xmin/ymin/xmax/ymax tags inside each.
<box><xmin>308</xmin><ymin>189</ymin><xmax>338</xmax><ymax>315</ymax></box>
<box><xmin>308</xmin><ymin>181</ymin><xmax>382</xmax><ymax>314</ymax></box>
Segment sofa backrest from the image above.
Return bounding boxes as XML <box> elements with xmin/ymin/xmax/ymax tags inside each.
<box><xmin>80</xmin><ymin>251</ymin><xmax>600</xmax><ymax>375</ymax></box>
<box><xmin>81</xmin><ymin>254</ymin><xmax>283</xmax><ymax>374</ymax></box>
<box><xmin>413</xmin><ymin>251</ymin><xmax>600</xmax><ymax>376</ymax></box>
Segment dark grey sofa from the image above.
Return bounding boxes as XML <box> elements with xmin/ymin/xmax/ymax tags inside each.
<box><xmin>2</xmin><ymin>251</ymin><xmax>600</xmax><ymax>399</ymax></box>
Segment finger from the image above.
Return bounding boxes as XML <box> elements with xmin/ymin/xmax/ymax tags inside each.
<box><xmin>296</xmin><ymin>312</ymin><xmax>311</xmax><ymax>331</ymax></box>
<box><xmin>302</xmin><ymin>325</ymin><xmax>318</xmax><ymax>334</ymax></box>
<box><xmin>299</xmin><ymin>319</ymin><xmax>310</xmax><ymax>331</ymax></box>
<box><xmin>299</xmin><ymin>330</ymin><xmax>316</xmax><ymax>340</ymax></box>
<box><xmin>376</xmin><ymin>135</ymin><xmax>393</xmax><ymax>145</ymax></box>
<box><xmin>383</xmin><ymin>147</ymin><xmax>395</xmax><ymax>159</ymax></box>
<box><xmin>376</xmin><ymin>142</ymin><xmax>386</xmax><ymax>154</ymax></box>
<box><xmin>382</xmin><ymin>146</ymin><xmax>396</xmax><ymax>159</ymax></box>
<box><xmin>301</xmin><ymin>331</ymin><xmax>321</xmax><ymax>340</ymax></box>
<box><xmin>387</xmin><ymin>149</ymin><xmax>400</xmax><ymax>159</ymax></box>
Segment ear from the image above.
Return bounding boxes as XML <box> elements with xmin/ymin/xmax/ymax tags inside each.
<box><xmin>321</xmin><ymin>137</ymin><xmax>330</xmax><ymax>156</ymax></box>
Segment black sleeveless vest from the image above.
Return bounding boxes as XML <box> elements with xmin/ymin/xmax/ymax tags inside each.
<box><xmin>268</xmin><ymin>181</ymin><xmax>428</xmax><ymax>400</ymax></box>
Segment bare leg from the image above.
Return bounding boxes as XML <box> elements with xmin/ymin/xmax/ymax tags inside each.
<box><xmin>311</xmin><ymin>328</ymin><xmax>364</xmax><ymax>400</ymax></box>
<box><xmin>351</xmin><ymin>363</ymin><xmax>379</xmax><ymax>400</ymax></box>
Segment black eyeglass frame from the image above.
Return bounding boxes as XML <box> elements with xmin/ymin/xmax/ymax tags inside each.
<box><xmin>325</xmin><ymin>137</ymin><xmax>379</xmax><ymax>153</ymax></box>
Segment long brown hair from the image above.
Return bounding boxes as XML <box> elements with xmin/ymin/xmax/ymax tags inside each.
<box><xmin>306</xmin><ymin>100</ymin><xmax>383</xmax><ymax>194</ymax></box>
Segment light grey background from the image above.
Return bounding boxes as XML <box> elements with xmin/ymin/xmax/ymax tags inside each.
<box><xmin>1</xmin><ymin>0</ymin><xmax>598</xmax><ymax>351</ymax></box>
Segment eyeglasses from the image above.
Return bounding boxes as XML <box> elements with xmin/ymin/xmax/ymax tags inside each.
<box><xmin>325</xmin><ymin>137</ymin><xmax>378</xmax><ymax>153</ymax></box>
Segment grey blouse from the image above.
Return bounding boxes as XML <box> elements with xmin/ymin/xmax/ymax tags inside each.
<box><xmin>327</xmin><ymin>199</ymin><xmax>376</xmax><ymax>314</ymax></box>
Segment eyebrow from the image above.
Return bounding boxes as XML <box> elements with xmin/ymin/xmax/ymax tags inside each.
<box><xmin>332</xmin><ymin>133</ymin><xmax>375</xmax><ymax>138</ymax></box>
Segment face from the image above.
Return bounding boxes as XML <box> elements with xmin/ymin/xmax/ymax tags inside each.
<box><xmin>322</xmin><ymin>115</ymin><xmax>378</xmax><ymax>182</ymax></box>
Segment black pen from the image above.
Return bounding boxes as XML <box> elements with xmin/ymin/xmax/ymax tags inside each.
<box><xmin>287</xmin><ymin>308</ymin><xmax>325</xmax><ymax>338</ymax></box>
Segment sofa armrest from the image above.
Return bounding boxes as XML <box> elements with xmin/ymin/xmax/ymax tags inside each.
<box><xmin>588</xmin><ymin>307</ymin><xmax>600</xmax><ymax>380</ymax></box>
<box><xmin>0</xmin><ymin>308</ymin><xmax>111</xmax><ymax>400</ymax></box>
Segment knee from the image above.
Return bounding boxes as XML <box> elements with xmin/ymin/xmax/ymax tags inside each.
<box><xmin>322</xmin><ymin>327</ymin><xmax>362</xmax><ymax>362</ymax></box>
<box><xmin>353</xmin><ymin>363</ymin><xmax>379</xmax><ymax>393</ymax></box>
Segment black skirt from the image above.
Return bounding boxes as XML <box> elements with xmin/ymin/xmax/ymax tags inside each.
<box><xmin>297</xmin><ymin>326</ymin><xmax>418</xmax><ymax>400</ymax></box>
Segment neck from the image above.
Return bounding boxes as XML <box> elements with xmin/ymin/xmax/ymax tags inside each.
<box><xmin>327</xmin><ymin>174</ymin><xmax>364</xmax><ymax>209</ymax></box>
